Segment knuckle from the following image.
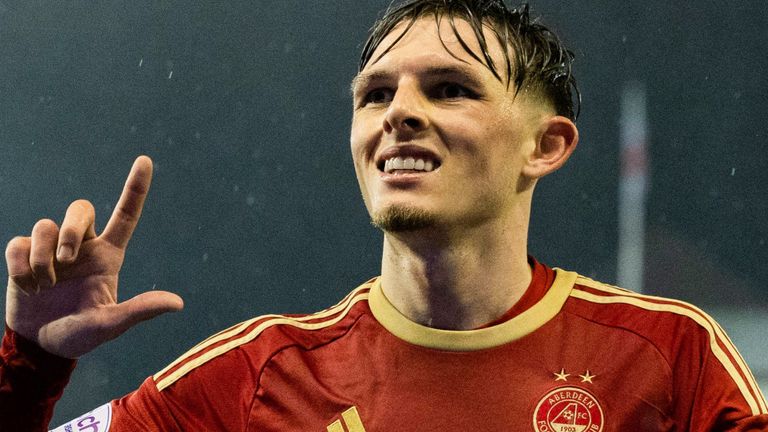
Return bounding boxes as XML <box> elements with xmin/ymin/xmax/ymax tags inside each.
<box><xmin>114</xmin><ymin>206</ymin><xmax>138</xmax><ymax>225</ymax></box>
<box><xmin>32</xmin><ymin>219</ymin><xmax>59</xmax><ymax>235</ymax></box>
<box><xmin>9</xmin><ymin>273</ymin><xmax>35</xmax><ymax>288</ymax></box>
<box><xmin>126</xmin><ymin>179</ymin><xmax>149</xmax><ymax>195</ymax></box>
<box><xmin>29</xmin><ymin>258</ymin><xmax>51</xmax><ymax>273</ymax></box>
<box><xmin>6</xmin><ymin>236</ymin><xmax>28</xmax><ymax>251</ymax></box>
<box><xmin>5</xmin><ymin>236</ymin><xmax>30</xmax><ymax>260</ymax></box>
<box><xmin>59</xmin><ymin>225</ymin><xmax>79</xmax><ymax>241</ymax></box>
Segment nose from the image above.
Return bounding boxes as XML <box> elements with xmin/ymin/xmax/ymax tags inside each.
<box><xmin>383</xmin><ymin>81</ymin><xmax>429</xmax><ymax>137</ymax></box>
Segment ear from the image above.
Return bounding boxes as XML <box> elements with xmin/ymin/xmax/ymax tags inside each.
<box><xmin>521</xmin><ymin>115</ymin><xmax>579</xmax><ymax>179</ymax></box>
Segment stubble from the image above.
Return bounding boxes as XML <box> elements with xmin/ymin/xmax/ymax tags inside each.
<box><xmin>370</xmin><ymin>205</ymin><xmax>438</xmax><ymax>232</ymax></box>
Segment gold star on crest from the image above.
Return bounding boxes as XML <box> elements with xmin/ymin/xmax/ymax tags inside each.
<box><xmin>554</xmin><ymin>368</ymin><xmax>570</xmax><ymax>381</ymax></box>
<box><xmin>579</xmin><ymin>370</ymin><xmax>596</xmax><ymax>383</ymax></box>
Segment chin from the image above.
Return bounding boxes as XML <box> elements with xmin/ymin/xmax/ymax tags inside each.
<box><xmin>371</xmin><ymin>205</ymin><xmax>438</xmax><ymax>232</ymax></box>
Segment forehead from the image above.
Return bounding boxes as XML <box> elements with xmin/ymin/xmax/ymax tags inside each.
<box><xmin>360</xmin><ymin>16</ymin><xmax>507</xmax><ymax>78</ymax></box>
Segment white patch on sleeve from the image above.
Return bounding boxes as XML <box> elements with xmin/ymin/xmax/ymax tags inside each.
<box><xmin>49</xmin><ymin>402</ymin><xmax>112</xmax><ymax>432</ymax></box>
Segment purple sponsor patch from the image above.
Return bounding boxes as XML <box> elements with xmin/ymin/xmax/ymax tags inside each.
<box><xmin>49</xmin><ymin>403</ymin><xmax>112</xmax><ymax>432</ymax></box>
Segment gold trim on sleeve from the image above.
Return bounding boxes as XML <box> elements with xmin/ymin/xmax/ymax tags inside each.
<box><xmin>154</xmin><ymin>286</ymin><xmax>371</xmax><ymax>391</ymax></box>
<box><xmin>571</xmin><ymin>280</ymin><xmax>767</xmax><ymax>416</ymax></box>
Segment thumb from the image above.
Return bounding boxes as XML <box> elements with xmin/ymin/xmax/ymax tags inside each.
<box><xmin>37</xmin><ymin>291</ymin><xmax>184</xmax><ymax>359</ymax></box>
<box><xmin>109</xmin><ymin>290</ymin><xmax>184</xmax><ymax>337</ymax></box>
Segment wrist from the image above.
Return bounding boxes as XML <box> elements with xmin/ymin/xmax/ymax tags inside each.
<box><xmin>2</xmin><ymin>324</ymin><xmax>77</xmax><ymax>387</ymax></box>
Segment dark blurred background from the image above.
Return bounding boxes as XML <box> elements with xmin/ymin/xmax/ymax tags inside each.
<box><xmin>0</xmin><ymin>0</ymin><xmax>765</xmax><ymax>424</ymax></box>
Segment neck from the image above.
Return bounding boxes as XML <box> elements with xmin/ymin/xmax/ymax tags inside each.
<box><xmin>379</xmin><ymin>215</ymin><xmax>532</xmax><ymax>330</ymax></box>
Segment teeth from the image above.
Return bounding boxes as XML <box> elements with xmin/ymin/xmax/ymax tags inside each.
<box><xmin>383</xmin><ymin>157</ymin><xmax>436</xmax><ymax>173</ymax></box>
<box><xmin>392</xmin><ymin>157</ymin><xmax>404</xmax><ymax>170</ymax></box>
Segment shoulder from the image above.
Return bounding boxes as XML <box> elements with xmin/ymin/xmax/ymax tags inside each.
<box><xmin>560</xmin><ymin>273</ymin><xmax>739</xmax><ymax>378</ymax></box>
<box><xmin>565</xmin><ymin>274</ymin><xmax>758</xmax><ymax>388</ymax></box>
<box><xmin>567</xmin><ymin>275</ymin><xmax>715</xmax><ymax>327</ymax></box>
<box><xmin>563</xmin><ymin>274</ymin><xmax>768</xmax><ymax>419</ymax></box>
<box><xmin>151</xmin><ymin>279</ymin><xmax>376</xmax><ymax>392</ymax></box>
<box><xmin>564</xmin><ymin>274</ymin><xmax>728</xmax><ymax>351</ymax></box>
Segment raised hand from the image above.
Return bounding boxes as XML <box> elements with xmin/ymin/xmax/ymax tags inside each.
<box><xmin>4</xmin><ymin>156</ymin><xmax>183</xmax><ymax>358</ymax></box>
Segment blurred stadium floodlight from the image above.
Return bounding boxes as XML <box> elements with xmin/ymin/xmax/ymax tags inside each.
<box><xmin>617</xmin><ymin>81</ymin><xmax>649</xmax><ymax>293</ymax></box>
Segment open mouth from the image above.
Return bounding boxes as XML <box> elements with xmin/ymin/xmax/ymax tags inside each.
<box><xmin>376</xmin><ymin>145</ymin><xmax>442</xmax><ymax>175</ymax></box>
<box><xmin>379</xmin><ymin>156</ymin><xmax>439</xmax><ymax>174</ymax></box>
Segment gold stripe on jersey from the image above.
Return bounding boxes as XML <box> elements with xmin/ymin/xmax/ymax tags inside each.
<box><xmin>326</xmin><ymin>420</ymin><xmax>344</xmax><ymax>432</ymax></box>
<box><xmin>576</xmin><ymin>277</ymin><xmax>768</xmax><ymax>414</ymax></box>
<box><xmin>571</xmin><ymin>278</ymin><xmax>767</xmax><ymax>416</ymax></box>
<box><xmin>153</xmin><ymin>284</ymin><xmax>372</xmax><ymax>391</ymax></box>
<box><xmin>154</xmin><ymin>283</ymin><xmax>371</xmax><ymax>381</ymax></box>
<box><xmin>368</xmin><ymin>269</ymin><xmax>578</xmax><ymax>351</ymax></box>
<box><xmin>326</xmin><ymin>407</ymin><xmax>367</xmax><ymax>432</ymax></box>
<box><xmin>341</xmin><ymin>406</ymin><xmax>367</xmax><ymax>432</ymax></box>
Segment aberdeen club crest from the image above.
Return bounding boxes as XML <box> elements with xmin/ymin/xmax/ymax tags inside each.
<box><xmin>533</xmin><ymin>386</ymin><xmax>604</xmax><ymax>432</ymax></box>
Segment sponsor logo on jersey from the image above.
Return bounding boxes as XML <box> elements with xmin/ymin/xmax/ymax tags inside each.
<box><xmin>533</xmin><ymin>386</ymin><xmax>604</xmax><ymax>432</ymax></box>
<box><xmin>326</xmin><ymin>406</ymin><xmax>367</xmax><ymax>432</ymax></box>
<box><xmin>49</xmin><ymin>403</ymin><xmax>112</xmax><ymax>432</ymax></box>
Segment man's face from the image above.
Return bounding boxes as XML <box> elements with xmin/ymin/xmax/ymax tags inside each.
<box><xmin>350</xmin><ymin>17</ymin><xmax>548</xmax><ymax>233</ymax></box>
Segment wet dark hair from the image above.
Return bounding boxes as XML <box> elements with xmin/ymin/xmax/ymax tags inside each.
<box><xmin>359</xmin><ymin>0</ymin><xmax>580</xmax><ymax>120</ymax></box>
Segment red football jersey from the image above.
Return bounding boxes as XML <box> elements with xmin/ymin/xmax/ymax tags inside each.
<box><xmin>2</xmin><ymin>262</ymin><xmax>767</xmax><ymax>431</ymax></box>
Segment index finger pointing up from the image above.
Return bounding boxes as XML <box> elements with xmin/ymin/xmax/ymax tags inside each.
<box><xmin>101</xmin><ymin>156</ymin><xmax>154</xmax><ymax>250</ymax></box>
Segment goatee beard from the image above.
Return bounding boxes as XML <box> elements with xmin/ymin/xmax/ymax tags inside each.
<box><xmin>371</xmin><ymin>205</ymin><xmax>437</xmax><ymax>232</ymax></box>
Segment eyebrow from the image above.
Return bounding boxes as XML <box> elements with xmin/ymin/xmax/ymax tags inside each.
<box><xmin>350</xmin><ymin>65</ymin><xmax>485</xmax><ymax>95</ymax></box>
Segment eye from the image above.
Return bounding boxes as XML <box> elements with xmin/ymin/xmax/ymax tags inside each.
<box><xmin>436</xmin><ymin>83</ymin><xmax>471</xmax><ymax>99</ymax></box>
<box><xmin>362</xmin><ymin>88</ymin><xmax>394</xmax><ymax>106</ymax></box>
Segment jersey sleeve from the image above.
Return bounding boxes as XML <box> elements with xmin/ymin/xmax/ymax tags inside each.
<box><xmin>44</xmin><ymin>353</ymin><xmax>261</xmax><ymax>431</ymax></box>
<box><xmin>2</xmin><ymin>320</ymin><xmax>270</xmax><ymax>432</ymax></box>
<box><xmin>672</xmin><ymin>315</ymin><xmax>768</xmax><ymax>431</ymax></box>
<box><xmin>0</xmin><ymin>325</ymin><xmax>186</xmax><ymax>432</ymax></box>
<box><xmin>570</xmin><ymin>277</ymin><xmax>768</xmax><ymax>430</ymax></box>
<box><xmin>46</xmin><ymin>378</ymin><xmax>184</xmax><ymax>432</ymax></box>
<box><xmin>0</xmin><ymin>325</ymin><xmax>77</xmax><ymax>432</ymax></box>
<box><xmin>47</xmin><ymin>347</ymin><xmax>261</xmax><ymax>431</ymax></box>
<box><xmin>689</xmin><ymin>335</ymin><xmax>768</xmax><ymax>431</ymax></box>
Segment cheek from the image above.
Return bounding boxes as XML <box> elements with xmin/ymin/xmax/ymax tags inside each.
<box><xmin>471</xmin><ymin>125</ymin><xmax>529</xmax><ymax>185</ymax></box>
<box><xmin>349</xmin><ymin>120</ymin><xmax>373</xmax><ymax>201</ymax></box>
<box><xmin>349</xmin><ymin>140</ymin><xmax>367</xmax><ymax>191</ymax></box>
<box><xmin>349</xmin><ymin>125</ymin><xmax>365</xmax><ymax>166</ymax></box>
<box><xmin>349</xmin><ymin>142</ymin><xmax>369</xmax><ymax>189</ymax></box>
<box><xmin>350</xmin><ymin>116</ymin><xmax>380</xmax><ymax>167</ymax></box>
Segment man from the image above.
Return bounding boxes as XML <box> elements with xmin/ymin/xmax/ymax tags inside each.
<box><xmin>2</xmin><ymin>0</ymin><xmax>767</xmax><ymax>430</ymax></box>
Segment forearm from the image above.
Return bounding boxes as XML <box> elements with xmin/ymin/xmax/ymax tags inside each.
<box><xmin>0</xmin><ymin>325</ymin><xmax>77</xmax><ymax>432</ymax></box>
